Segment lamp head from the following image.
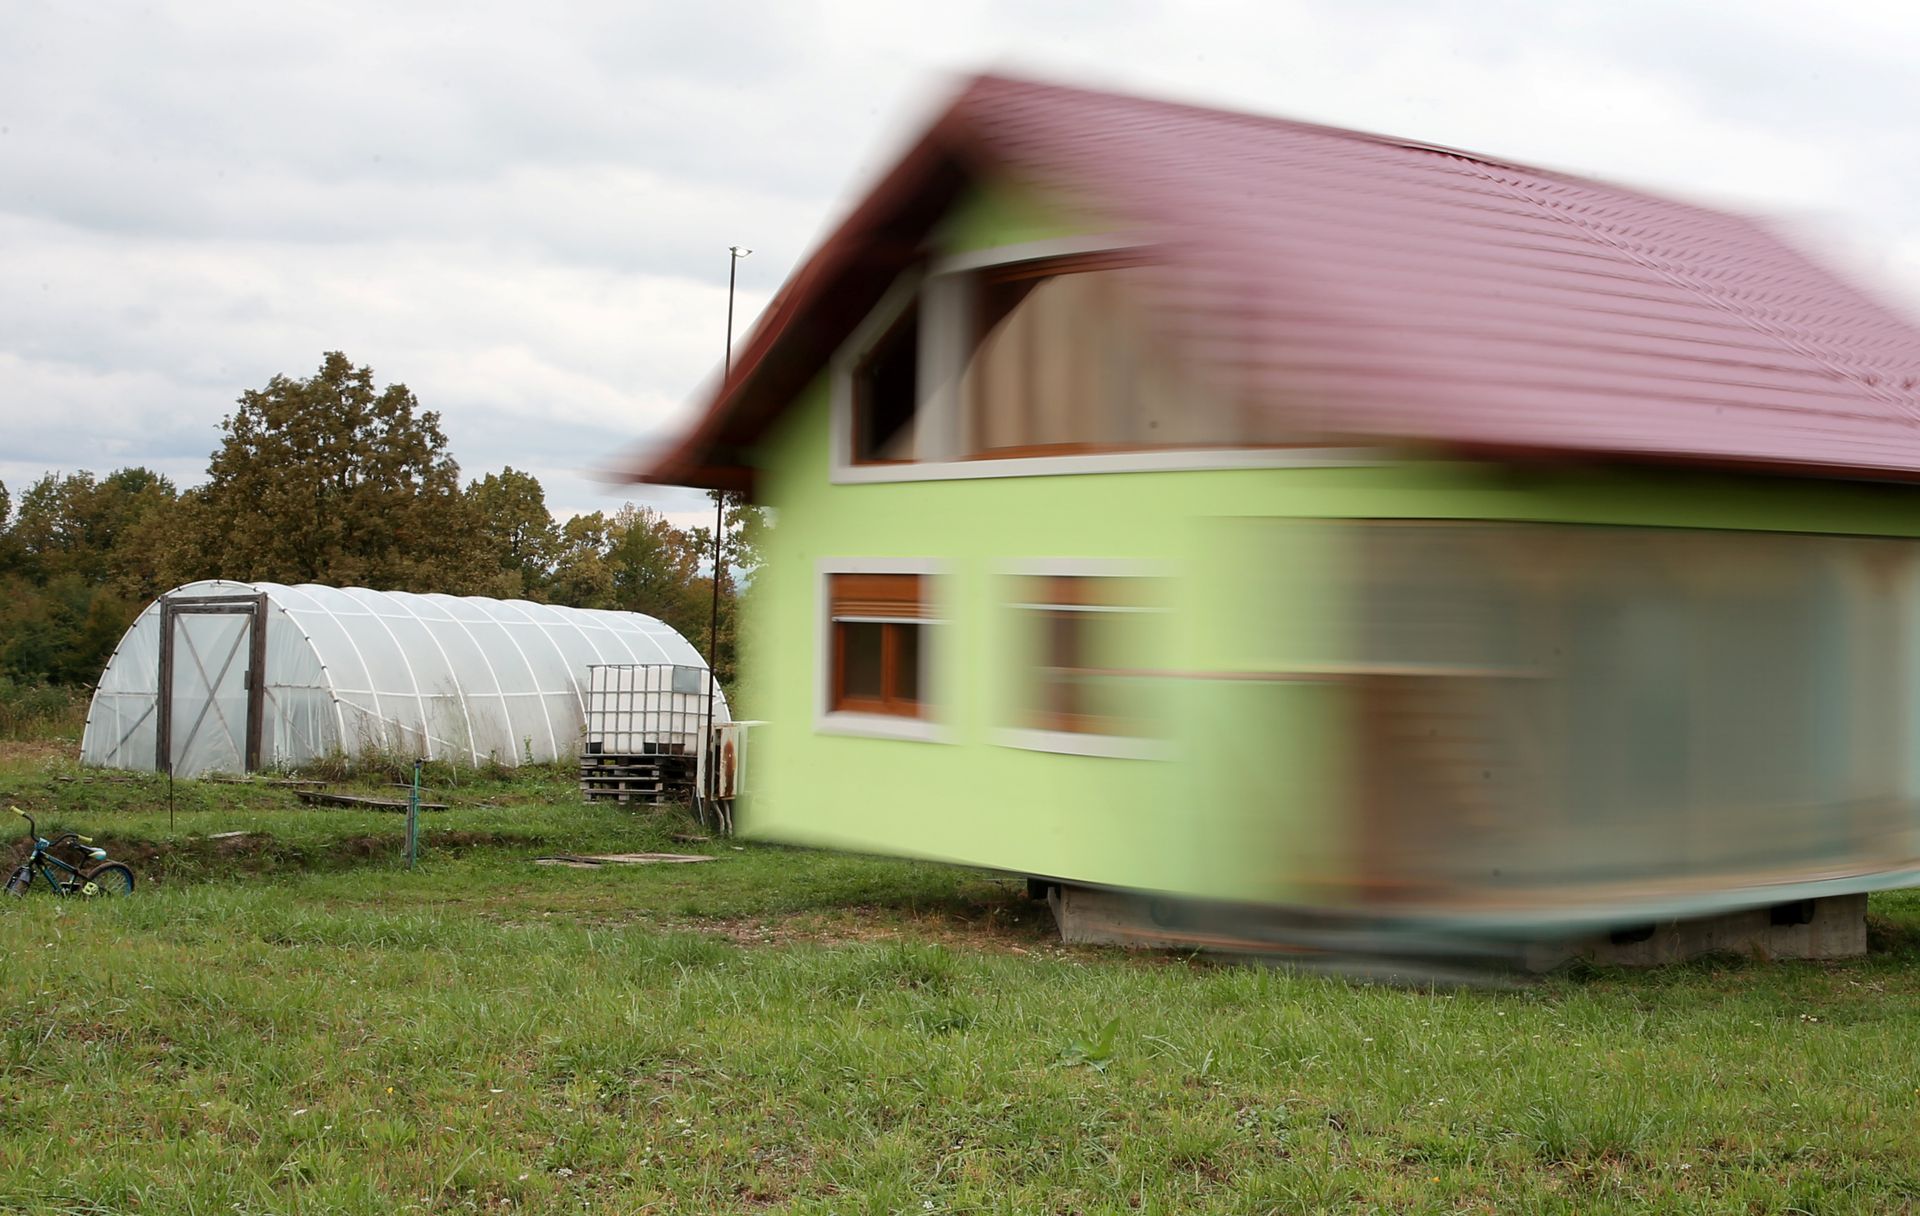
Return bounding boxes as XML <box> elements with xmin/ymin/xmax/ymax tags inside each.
<box><xmin>730</xmin><ymin>245</ymin><xmax>752</xmax><ymax>258</ymax></box>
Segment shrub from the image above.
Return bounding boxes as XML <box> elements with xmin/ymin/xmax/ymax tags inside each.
<box><xmin>0</xmin><ymin>677</ymin><xmax>89</xmax><ymax>740</ymax></box>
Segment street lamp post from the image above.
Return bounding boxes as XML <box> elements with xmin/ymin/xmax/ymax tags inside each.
<box><xmin>701</xmin><ymin>245</ymin><xmax>750</xmax><ymax>824</ymax></box>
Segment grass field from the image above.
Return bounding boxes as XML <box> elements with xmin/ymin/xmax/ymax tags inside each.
<box><xmin>4</xmin><ymin>739</ymin><xmax>1920</xmax><ymax>1214</ymax></box>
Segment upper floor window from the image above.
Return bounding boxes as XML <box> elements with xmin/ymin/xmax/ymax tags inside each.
<box><xmin>834</xmin><ymin>243</ymin><xmax>1275</xmax><ymax>475</ymax></box>
<box><xmin>852</xmin><ymin>302</ymin><xmax>919</xmax><ymax>464</ymax></box>
<box><xmin>964</xmin><ymin>255</ymin><xmax>1162</xmax><ymax>458</ymax></box>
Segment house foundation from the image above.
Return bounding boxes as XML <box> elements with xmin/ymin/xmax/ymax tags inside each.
<box><xmin>1528</xmin><ymin>892</ymin><xmax>1868</xmax><ymax>968</ymax></box>
<box><xmin>1044</xmin><ymin>884</ymin><xmax>1868</xmax><ymax>970</ymax></box>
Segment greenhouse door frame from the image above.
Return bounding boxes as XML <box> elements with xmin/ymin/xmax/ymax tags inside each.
<box><xmin>155</xmin><ymin>593</ymin><xmax>269</xmax><ymax>774</ymax></box>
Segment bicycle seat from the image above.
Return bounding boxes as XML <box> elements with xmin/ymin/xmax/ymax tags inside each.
<box><xmin>85</xmin><ymin>847</ymin><xmax>107</xmax><ymax>861</ymax></box>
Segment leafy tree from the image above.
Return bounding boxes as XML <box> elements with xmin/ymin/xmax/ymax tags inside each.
<box><xmin>0</xmin><ymin>468</ymin><xmax>180</xmax><ymax>684</ymax></box>
<box><xmin>0</xmin><ymin>571</ymin><xmax>136</xmax><ymax>685</ymax></box>
<box><xmin>677</xmin><ymin>491</ymin><xmax>771</xmax><ymax>693</ymax></box>
<box><xmin>543</xmin><ymin>500</ymin><xmax>755</xmax><ymax>688</ymax></box>
<box><xmin>0</xmin><ymin>479</ymin><xmax>16</xmax><ymax>574</ymax></box>
<box><xmin>466</xmin><ymin>467</ymin><xmax>558</xmax><ymax>600</ymax></box>
<box><xmin>545</xmin><ymin>512</ymin><xmax>617</xmax><ymax>609</ymax></box>
<box><xmin>12</xmin><ymin>468</ymin><xmax>177</xmax><ymax>587</ymax></box>
<box><xmin>192</xmin><ymin>352</ymin><xmax>478</xmax><ymax>592</ymax></box>
<box><xmin>607</xmin><ymin>504</ymin><xmax>705</xmax><ymax>630</ymax></box>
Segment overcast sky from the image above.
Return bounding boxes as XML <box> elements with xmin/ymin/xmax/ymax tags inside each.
<box><xmin>5</xmin><ymin>0</ymin><xmax>1919</xmax><ymax>523</ymax></box>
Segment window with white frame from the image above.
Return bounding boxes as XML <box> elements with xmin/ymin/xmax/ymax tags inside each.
<box><xmin>832</xmin><ymin>244</ymin><xmax>1288</xmax><ymax>476</ymax></box>
<box><xmin>1011</xmin><ymin>573</ymin><xmax>1166</xmax><ymax>739</ymax></box>
<box><xmin>826</xmin><ymin>572</ymin><xmax>930</xmax><ymax>718</ymax></box>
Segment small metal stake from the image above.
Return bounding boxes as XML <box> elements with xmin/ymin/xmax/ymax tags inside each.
<box><xmin>406</xmin><ymin>759</ymin><xmax>421</xmax><ymax>870</ymax></box>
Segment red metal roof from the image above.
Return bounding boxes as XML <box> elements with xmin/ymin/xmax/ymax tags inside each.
<box><xmin>633</xmin><ymin>74</ymin><xmax>1920</xmax><ymax>490</ymax></box>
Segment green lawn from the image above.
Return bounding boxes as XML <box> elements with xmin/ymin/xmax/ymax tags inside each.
<box><xmin>4</xmin><ymin>742</ymin><xmax>1920</xmax><ymax>1213</ymax></box>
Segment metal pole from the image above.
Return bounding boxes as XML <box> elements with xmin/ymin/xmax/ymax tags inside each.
<box><xmin>407</xmin><ymin>758</ymin><xmax>420</xmax><ymax>869</ymax></box>
<box><xmin>701</xmin><ymin>246</ymin><xmax>747</xmax><ymax>823</ymax></box>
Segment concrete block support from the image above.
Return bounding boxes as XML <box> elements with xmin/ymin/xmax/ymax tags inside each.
<box><xmin>1045</xmin><ymin>884</ymin><xmax>1870</xmax><ymax>970</ymax></box>
<box><xmin>1535</xmin><ymin>893</ymin><xmax>1868</xmax><ymax>969</ymax></box>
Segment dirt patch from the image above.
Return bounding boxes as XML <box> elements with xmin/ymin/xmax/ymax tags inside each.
<box><xmin>697</xmin><ymin>894</ymin><xmax>1065</xmax><ymax>954</ymax></box>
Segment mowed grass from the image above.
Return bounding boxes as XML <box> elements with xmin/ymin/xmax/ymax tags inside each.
<box><xmin>4</xmin><ymin>745</ymin><xmax>1920</xmax><ymax>1213</ymax></box>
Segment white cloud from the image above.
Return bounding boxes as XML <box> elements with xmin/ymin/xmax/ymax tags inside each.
<box><xmin>4</xmin><ymin>0</ymin><xmax>1918</xmax><ymax>526</ymax></box>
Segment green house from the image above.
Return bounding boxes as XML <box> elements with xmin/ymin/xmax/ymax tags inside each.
<box><xmin>636</xmin><ymin>76</ymin><xmax>1920</xmax><ymax>959</ymax></box>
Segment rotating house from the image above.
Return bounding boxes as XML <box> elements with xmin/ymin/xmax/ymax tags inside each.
<box><xmin>81</xmin><ymin>580</ymin><xmax>725</xmax><ymax>778</ymax></box>
<box><xmin>630</xmin><ymin>75</ymin><xmax>1920</xmax><ymax>960</ymax></box>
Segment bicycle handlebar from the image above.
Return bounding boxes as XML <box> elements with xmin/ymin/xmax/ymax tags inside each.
<box><xmin>12</xmin><ymin>810</ymin><xmax>99</xmax><ymax>854</ymax></box>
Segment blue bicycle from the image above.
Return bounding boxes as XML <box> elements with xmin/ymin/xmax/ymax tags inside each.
<box><xmin>5</xmin><ymin>807</ymin><xmax>135</xmax><ymax>897</ymax></box>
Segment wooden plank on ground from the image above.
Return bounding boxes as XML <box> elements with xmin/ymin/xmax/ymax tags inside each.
<box><xmin>295</xmin><ymin>790</ymin><xmax>449</xmax><ymax>812</ymax></box>
<box><xmin>532</xmin><ymin>853</ymin><xmax>715</xmax><ymax>868</ymax></box>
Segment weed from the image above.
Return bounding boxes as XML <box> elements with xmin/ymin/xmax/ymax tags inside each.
<box><xmin>1057</xmin><ymin>1016</ymin><xmax>1121</xmax><ymax>1071</ymax></box>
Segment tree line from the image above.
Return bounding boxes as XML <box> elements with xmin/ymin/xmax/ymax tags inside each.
<box><xmin>0</xmin><ymin>352</ymin><xmax>760</xmax><ymax>692</ymax></box>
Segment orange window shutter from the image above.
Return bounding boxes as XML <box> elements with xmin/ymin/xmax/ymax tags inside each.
<box><xmin>829</xmin><ymin>573</ymin><xmax>928</xmax><ymax>620</ymax></box>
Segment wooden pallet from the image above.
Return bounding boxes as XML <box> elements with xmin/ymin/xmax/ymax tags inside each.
<box><xmin>579</xmin><ymin>753</ymin><xmax>694</xmax><ymax>805</ymax></box>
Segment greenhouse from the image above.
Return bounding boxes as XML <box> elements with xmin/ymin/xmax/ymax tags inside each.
<box><xmin>80</xmin><ymin>580</ymin><xmax>728</xmax><ymax>777</ymax></box>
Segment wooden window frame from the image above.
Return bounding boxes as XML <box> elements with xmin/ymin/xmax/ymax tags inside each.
<box><xmin>830</xmin><ymin>619</ymin><xmax>923</xmax><ymax>718</ymax></box>
<box><xmin>819</xmin><ymin>568</ymin><xmax>939</xmax><ymax>733</ymax></box>
<box><xmin>963</xmin><ymin>251</ymin><xmax>1153</xmax><ymax>462</ymax></box>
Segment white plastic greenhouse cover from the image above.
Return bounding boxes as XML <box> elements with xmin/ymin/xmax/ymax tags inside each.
<box><xmin>80</xmin><ymin>580</ymin><xmax>729</xmax><ymax>777</ymax></box>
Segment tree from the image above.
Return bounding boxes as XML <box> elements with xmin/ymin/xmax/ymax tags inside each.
<box><xmin>545</xmin><ymin>501</ymin><xmax>740</xmax><ymax>684</ymax></box>
<box><xmin>545</xmin><ymin>512</ymin><xmax>617</xmax><ymax>609</ymax></box>
<box><xmin>12</xmin><ymin>468</ymin><xmax>178</xmax><ymax>586</ymax></box>
<box><xmin>466</xmin><ymin>467</ymin><xmax>558</xmax><ymax>599</ymax></box>
<box><xmin>0</xmin><ymin>479</ymin><xmax>16</xmax><ymax>574</ymax></box>
<box><xmin>0</xmin><ymin>468</ymin><xmax>180</xmax><ymax>684</ymax></box>
<box><xmin>680</xmin><ymin>490</ymin><xmax>772</xmax><ymax>694</ymax></box>
<box><xmin>606</xmin><ymin>504</ymin><xmax>705</xmax><ymax>631</ymax></box>
<box><xmin>193</xmin><ymin>352</ymin><xmax>479</xmax><ymax>591</ymax></box>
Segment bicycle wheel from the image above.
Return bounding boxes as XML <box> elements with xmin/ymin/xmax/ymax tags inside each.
<box><xmin>78</xmin><ymin>863</ymin><xmax>135</xmax><ymax>897</ymax></box>
<box><xmin>3</xmin><ymin>865</ymin><xmax>29</xmax><ymax>897</ymax></box>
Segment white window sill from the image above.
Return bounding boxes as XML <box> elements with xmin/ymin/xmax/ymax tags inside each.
<box><xmin>815</xmin><ymin>712</ymin><xmax>952</xmax><ymax>744</ymax></box>
<box><xmin>993</xmin><ymin>727</ymin><xmax>1171</xmax><ymax>761</ymax></box>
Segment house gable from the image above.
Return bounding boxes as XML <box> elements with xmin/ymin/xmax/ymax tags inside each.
<box><xmin>631</xmin><ymin>73</ymin><xmax>1920</xmax><ymax>495</ymax></box>
<box><xmin>805</xmin><ymin>177</ymin><xmax>1348</xmax><ymax>487</ymax></box>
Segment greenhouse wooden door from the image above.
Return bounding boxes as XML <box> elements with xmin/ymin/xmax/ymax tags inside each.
<box><xmin>155</xmin><ymin>594</ymin><xmax>268</xmax><ymax>777</ymax></box>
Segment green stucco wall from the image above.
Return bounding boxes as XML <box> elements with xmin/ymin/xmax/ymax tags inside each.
<box><xmin>932</xmin><ymin>179</ymin><xmax>1094</xmax><ymax>254</ymax></box>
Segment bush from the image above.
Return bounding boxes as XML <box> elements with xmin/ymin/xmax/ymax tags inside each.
<box><xmin>0</xmin><ymin>677</ymin><xmax>88</xmax><ymax>740</ymax></box>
